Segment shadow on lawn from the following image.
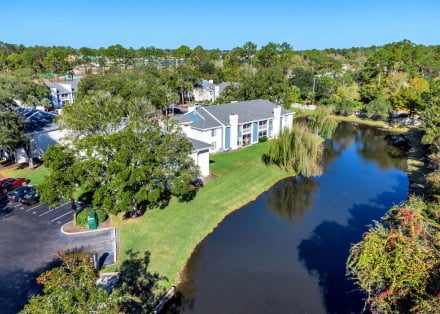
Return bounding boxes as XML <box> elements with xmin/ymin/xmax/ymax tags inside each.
<box><xmin>116</xmin><ymin>250</ymin><xmax>168</xmax><ymax>313</ymax></box>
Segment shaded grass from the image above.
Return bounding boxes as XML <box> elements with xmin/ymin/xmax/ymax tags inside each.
<box><xmin>0</xmin><ymin>164</ymin><xmax>49</xmax><ymax>185</ymax></box>
<box><xmin>109</xmin><ymin>142</ymin><xmax>293</xmax><ymax>288</ymax></box>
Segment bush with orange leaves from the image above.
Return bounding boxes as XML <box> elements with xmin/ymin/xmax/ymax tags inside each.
<box><xmin>347</xmin><ymin>197</ymin><xmax>440</xmax><ymax>313</ymax></box>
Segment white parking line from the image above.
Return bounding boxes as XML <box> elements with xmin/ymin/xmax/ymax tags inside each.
<box><xmin>39</xmin><ymin>203</ymin><xmax>69</xmax><ymax>217</ymax></box>
<box><xmin>50</xmin><ymin>211</ymin><xmax>72</xmax><ymax>222</ymax></box>
<box><xmin>26</xmin><ymin>204</ymin><xmax>43</xmax><ymax>212</ymax></box>
<box><xmin>14</xmin><ymin>203</ymin><xmax>21</xmax><ymax>208</ymax></box>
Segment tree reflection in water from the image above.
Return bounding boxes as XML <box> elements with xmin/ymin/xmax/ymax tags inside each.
<box><xmin>355</xmin><ymin>127</ymin><xmax>407</xmax><ymax>171</ymax></box>
<box><xmin>266</xmin><ymin>176</ymin><xmax>320</xmax><ymax>225</ymax></box>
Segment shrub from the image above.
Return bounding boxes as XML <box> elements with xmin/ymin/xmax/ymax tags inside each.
<box><xmin>347</xmin><ymin>197</ymin><xmax>440</xmax><ymax>313</ymax></box>
<box><xmin>258</xmin><ymin>136</ymin><xmax>268</xmax><ymax>143</ymax></box>
<box><xmin>334</xmin><ymin>100</ymin><xmax>361</xmax><ymax>116</ymax></box>
<box><xmin>363</xmin><ymin>96</ymin><xmax>392</xmax><ymax>119</ymax></box>
<box><xmin>76</xmin><ymin>207</ymin><xmax>108</xmax><ymax>226</ymax></box>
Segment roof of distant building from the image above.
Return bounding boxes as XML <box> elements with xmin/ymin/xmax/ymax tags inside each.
<box><xmin>45</xmin><ymin>80</ymin><xmax>80</xmax><ymax>94</ymax></box>
<box><xmin>176</xmin><ymin>99</ymin><xmax>294</xmax><ymax>130</ymax></box>
<box><xmin>13</xmin><ymin>108</ymin><xmax>59</xmax><ymax>134</ymax></box>
<box><xmin>195</xmin><ymin>80</ymin><xmax>231</xmax><ymax>93</ymax></box>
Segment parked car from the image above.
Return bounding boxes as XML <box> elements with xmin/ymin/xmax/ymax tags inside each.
<box><xmin>0</xmin><ymin>178</ymin><xmax>28</xmax><ymax>194</ymax></box>
<box><xmin>0</xmin><ymin>178</ymin><xmax>14</xmax><ymax>194</ymax></box>
<box><xmin>20</xmin><ymin>191</ymin><xmax>40</xmax><ymax>205</ymax></box>
<box><xmin>7</xmin><ymin>186</ymin><xmax>35</xmax><ymax>202</ymax></box>
<box><xmin>76</xmin><ymin>201</ymin><xmax>92</xmax><ymax>212</ymax></box>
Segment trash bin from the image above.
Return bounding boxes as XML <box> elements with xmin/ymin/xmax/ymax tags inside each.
<box><xmin>87</xmin><ymin>212</ymin><xmax>98</xmax><ymax>230</ymax></box>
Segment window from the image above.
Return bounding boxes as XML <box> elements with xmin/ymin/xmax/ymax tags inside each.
<box><xmin>258</xmin><ymin>130</ymin><xmax>267</xmax><ymax>138</ymax></box>
<box><xmin>211</xmin><ymin>142</ymin><xmax>217</xmax><ymax>150</ymax></box>
<box><xmin>211</xmin><ymin>129</ymin><xmax>216</xmax><ymax>137</ymax></box>
<box><xmin>242</xmin><ymin>123</ymin><xmax>251</xmax><ymax>134</ymax></box>
<box><xmin>258</xmin><ymin>120</ymin><xmax>268</xmax><ymax>138</ymax></box>
<box><xmin>258</xmin><ymin>120</ymin><xmax>267</xmax><ymax>129</ymax></box>
<box><xmin>268</xmin><ymin>119</ymin><xmax>273</xmax><ymax>137</ymax></box>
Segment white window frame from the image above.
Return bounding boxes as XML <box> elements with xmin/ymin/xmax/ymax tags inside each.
<box><xmin>211</xmin><ymin>129</ymin><xmax>216</xmax><ymax>137</ymax></box>
<box><xmin>258</xmin><ymin>120</ymin><xmax>268</xmax><ymax>138</ymax></box>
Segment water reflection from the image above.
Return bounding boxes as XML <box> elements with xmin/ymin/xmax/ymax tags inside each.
<box><xmin>355</xmin><ymin>127</ymin><xmax>407</xmax><ymax>171</ymax></box>
<box><xmin>266</xmin><ymin>176</ymin><xmax>320</xmax><ymax>225</ymax></box>
<box><xmin>164</xmin><ymin>247</ymin><xmax>201</xmax><ymax>313</ymax></box>
<box><xmin>297</xmin><ymin>183</ymin><xmax>408</xmax><ymax>313</ymax></box>
<box><xmin>165</xmin><ymin>123</ymin><xmax>409</xmax><ymax>314</ymax></box>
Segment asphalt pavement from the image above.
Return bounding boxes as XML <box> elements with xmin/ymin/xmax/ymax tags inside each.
<box><xmin>0</xmin><ymin>195</ymin><xmax>117</xmax><ymax>314</ymax></box>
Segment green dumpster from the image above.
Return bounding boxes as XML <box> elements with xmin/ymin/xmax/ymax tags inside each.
<box><xmin>87</xmin><ymin>212</ymin><xmax>98</xmax><ymax>229</ymax></box>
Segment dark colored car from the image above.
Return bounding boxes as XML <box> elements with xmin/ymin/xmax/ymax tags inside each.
<box><xmin>0</xmin><ymin>178</ymin><xmax>28</xmax><ymax>193</ymax></box>
<box><xmin>20</xmin><ymin>191</ymin><xmax>40</xmax><ymax>205</ymax></box>
<box><xmin>7</xmin><ymin>186</ymin><xmax>35</xmax><ymax>202</ymax></box>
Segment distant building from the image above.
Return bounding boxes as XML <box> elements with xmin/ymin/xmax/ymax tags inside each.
<box><xmin>192</xmin><ymin>80</ymin><xmax>231</xmax><ymax>102</ymax></box>
<box><xmin>45</xmin><ymin>80</ymin><xmax>80</xmax><ymax>108</ymax></box>
<box><xmin>11</xmin><ymin>108</ymin><xmax>67</xmax><ymax>163</ymax></box>
<box><xmin>174</xmin><ymin>99</ymin><xmax>295</xmax><ymax>153</ymax></box>
<box><xmin>11</xmin><ymin>108</ymin><xmax>211</xmax><ymax>179</ymax></box>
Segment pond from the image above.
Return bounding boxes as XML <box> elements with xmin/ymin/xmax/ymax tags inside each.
<box><xmin>165</xmin><ymin>123</ymin><xmax>409</xmax><ymax>314</ymax></box>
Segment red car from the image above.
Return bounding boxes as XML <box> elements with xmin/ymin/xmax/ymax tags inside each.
<box><xmin>0</xmin><ymin>178</ymin><xmax>28</xmax><ymax>194</ymax></box>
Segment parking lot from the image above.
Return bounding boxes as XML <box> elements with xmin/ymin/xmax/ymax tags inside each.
<box><xmin>8</xmin><ymin>201</ymin><xmax>74</xmax><ymax>226</ymax></box>
<box><xmin>0</xmin><ymin>195</ymin><xmax>117</xmax><ymax>313</ymax></box>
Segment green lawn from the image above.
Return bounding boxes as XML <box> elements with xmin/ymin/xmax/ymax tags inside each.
<box><xmin>334</xmin><ymin>116</ymin><xmax>408</xmax><ymax>134</ymax></box>
<box><xmin>292</xmin><ymin>108</ymin><xmax>409</xmax><ymax>134</ymax></box>
<box><xmin>0</xmin><ymin>164</ymin><xmax>49</xmax><ymax>185</ymax></box>
<box><xmin>110</xmin><ymin>142</ymin><xmax>293</xmax><ymax>287</ymax></box>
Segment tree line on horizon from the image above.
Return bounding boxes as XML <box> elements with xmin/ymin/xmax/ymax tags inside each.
<box><xmin>1</xmin><ymin>39</ymin><xmax>439</xmax><ymax>115</ymax></box>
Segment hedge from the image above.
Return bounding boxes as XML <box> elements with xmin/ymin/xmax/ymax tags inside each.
<box><xmin>76</xmin><ymin>207</ymin><xmax>108</xmax><ymax>226</ymax></box>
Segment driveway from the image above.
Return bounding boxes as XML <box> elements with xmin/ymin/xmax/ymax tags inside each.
<box><xmin>0</xmin><ymin>195</ymin><xmax>117</xmax><ymax>314</ymax></box>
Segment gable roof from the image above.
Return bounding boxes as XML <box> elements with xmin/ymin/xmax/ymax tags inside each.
<box><xmin>46</xmin><ymin>80</ymin><xmax>80</xmax><ymax>94</ymax></box>
<box><xmin>195</xmin><ymin>80</ymin><xmax>231</xmax><ymax>93</ymax></box>
<box><xmin>177</xmin><ymin>99</ymin><xmax>294</xmax><ymax>130</ymax></box>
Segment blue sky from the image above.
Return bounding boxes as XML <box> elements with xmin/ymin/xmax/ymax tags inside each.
<box><xmin>1</xmin><ymin>0</ymin><xmax>439</xmax><ymax>50</ymax></box>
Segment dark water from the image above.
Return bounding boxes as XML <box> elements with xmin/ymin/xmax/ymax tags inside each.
<box><xmin>165</xmin><ymin>123</ymin><xmax>409</xmax><ymax>314</ymax></box>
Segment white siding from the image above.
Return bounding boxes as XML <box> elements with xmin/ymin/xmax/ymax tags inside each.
<box><xmin>15</xmin><ymin>129</ymin><xmax>68</xmax><ymax>163</ymax></box>
<box><xmin>190</xmin><ymin>149</ymin><xmax>210</xmax><ymax>177</ymax></box>
<box><xmin>184</xmin><ymin>127</ymin><xmax>223</xmax><ymax>152</ymax></box>
<box><xmin>284</xmin><ymin>114</ymin><xmax>294</xmax><ymax>131</ymax></box>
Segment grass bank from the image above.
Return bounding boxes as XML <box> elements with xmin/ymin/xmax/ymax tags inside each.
<box><xmin>291</xmin><ymin>108</ymin><xmax>408</xmax><ymax>134</ymax></box>
<box><xmin>0</xmin><ymin>164</ymin><xmax>49</xmax><ymax>185</ymax></box>
<box><xmin>109</xmin><ymin>142</ymin><xmax>293</xmax><ymax>287</ymax></box>
<box><xmin>334</xmin><ymin>115</ymin><xmax>408</xmax><ymax>134</ymax></box>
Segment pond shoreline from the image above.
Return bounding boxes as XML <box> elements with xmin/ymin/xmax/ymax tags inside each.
<box><xmin>111</xmin><ymin>121</ymin><xmax>417</xmax><ymax>306</ymax></box>
<box><xmin>170</xmin><ymin>122</ymin><xmax>415</xmax><ymax>287</ymax></box>
<box><xmin>166</xmin><ymin>123</ymin><xmax>409</xmax><ymax>313</ymax></box>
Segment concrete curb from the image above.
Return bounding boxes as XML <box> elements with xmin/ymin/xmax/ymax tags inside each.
<box><xmin>60</xmin><ymin>223</ymin><xmax>116</xmax><ymax>235</ymax></box>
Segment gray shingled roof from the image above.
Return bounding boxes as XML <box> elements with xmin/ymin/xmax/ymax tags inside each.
<box><xmin>171</xmin><ymin>114</ymin><xmax>192</xmax><ymax>124</ymax></box>
<box><xmin>46</xmin><ymin>80</ymin><xmax>80</xmax><ymax>94</ymax></box>
<box><xmin>179</xmin><ymin>99</ymin><xmax>294</xmax><ymax>130</ymax></box>
<box><xmin>188</xmin><ymin>138</ymin><xmax>212</xmax><ymax>151</ymax></box>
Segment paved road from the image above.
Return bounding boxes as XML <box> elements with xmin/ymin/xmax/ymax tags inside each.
<box><xmin>0</xmin><ymin>195</ymin><xmax>117</xmax><ymax>314</ymax></box>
